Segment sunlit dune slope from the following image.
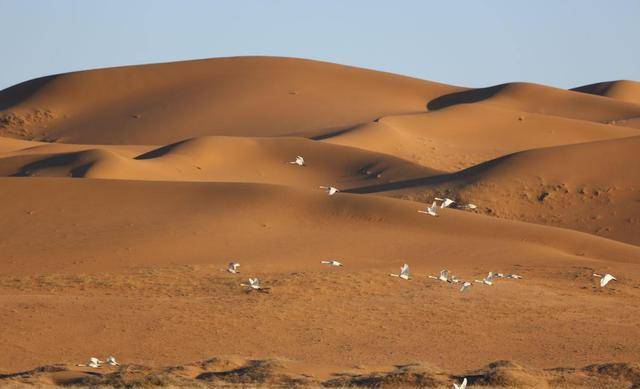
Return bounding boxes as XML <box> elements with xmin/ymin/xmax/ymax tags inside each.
<box><xmin>0</xmin><ymin>56</ymin><xmax>461</xmax><ymax>144</ymax></box>
<box><xmin>350</xmin><ymin>136</ymin><xmax>640</xmax><ymax>245</ymax></box>
<box><xmin>322</xmin><ymin>104</ymin><xmax>639</xmax><ymax>171</ymax></box>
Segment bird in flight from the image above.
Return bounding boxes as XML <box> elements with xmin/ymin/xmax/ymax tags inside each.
<box><xmin>460</xmin><ymin>282</ymin><xmax>472</xmax><ymax>292</ymax></box>
<box><xmin>321</xmin><ymin>260</ymin><xmax>343</xmax><ymax>267</ymax></box>
<box><xmin>320</xmin><ymin>185</ymin><xmax>339</xmax><ymax>195</ymax></box>
<box><xmin>475</xmin><ymin>272</ymin><xmax>495</xmax><ymax>286</ymax></box>
<box><xmin>227</xmin><ymin>262</ymin><xmax>240</xmax><ymax>274</ymax></box>
<box><xmin>390</xmin><ymin>264</ymin><xmax>411</xmax><ymax>280</ymax></box>
<box><xmin>289</xmin><ymin>155</ymin><xmax>305</xmax><ymax>166</ymax></box>
<box><xmin>418</xmin><ymin>201</ymin><xmax>439</xmax><ymax>217</ymax></box>
<box><xmin>507</xmin><ymin>274</ymin><xmax>523</xmax><ymax>279</ymax></box>
<box><xmin>435</xmin><ymin>197</ymin><xmax>455</xmax><ymax>208</ymax></box>
<box><xmin>78</xmin><ymin>357</ymin><xmax>103</xmax><ymax>368</ymax></box>
<box><xmin>106</xmin><ymin>356</ymin><xmax>119</xmax><ymax>366</ymax></box>
<box><xmin>454</xmin><ymin>377</ymin><xmax>468</xmax><ymax>389</ymax></box>
<box><xmin>429</xmin><ymin>269</ymin><xmax>450</xmax><ymax>282</ymax></box>
<box><xmin>241</xmin><ymin>278</ymin><xmax>270</xmax><ymax>293</ymax></box>
<box><xmin>593</xmin><ymin>273</ymin><xmax>616</xmax><ymax>287</ymax></box>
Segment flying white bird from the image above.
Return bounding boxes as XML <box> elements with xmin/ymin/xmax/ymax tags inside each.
<box><xmin>429</xmin><ymin>269</ymin><xmax>450</xmax><ymax>282</ymax></box>
<box><xmin>593</xmin><ymin>273</ymin><xmax>616</xmax><ymax>287</ymax></box>
<box><xmin>454</xmin><ymin>377</ymin><xmax>468</xmax><ymax>389</ymax></box>
<box><xmin>321</xmin><ymin>260</ymin><xmax>343</xmax><ymax>267</ymax></box>
<box><xmin>475</xmin><ymin>272</ymin><xmax>495</xmax><ymax>286</ymax></box>
<box><xmin>106</xmin><ymin>356</ymin><xmax>119</xmax><ymax>366</ymax></box>
<box><xmin>78</xmin><ymin>357</ymin><xmax>103</xmax><ymax>368</ymax></box>
<box><xmin>320</xmin><ymin>186</ymin><xmax>339</xmax><ymax>195</ymax></box>
<box><xmin>460</xmin><ymin>282</ymin><xmax>472</xmax><ymax>292</ymax></box>
<box><xmin>241</xmin><ymin>278</ymin><xmax>270</xmax><ymax>293</ymax></box>
<box><xmin>418</xmin><ymin>201</ymin><xmax>439</xmax><ymax>217</ymax></box>
<box><xmin>227</xmin><ymin>262</ymin><xmax>240</xmax><ymax>274</ymax></box>
<box><xmin>435</xmin><ymin>197</ymin><xmax>455</xmax><ymax>208</ymax></box>
<box><xmin>390</xmin><ymin>264</ymin><xmax>411</xmax><ymax>280</ymax></box>
<box><xmin>289</xmin><ymin>155</ymin><xmax>305</xmax><ymax>166</ymax></box>
<box><xmin>507</xmin><ymin>274</ymin><xmax>523</xmax><ymax>279</ymax></box>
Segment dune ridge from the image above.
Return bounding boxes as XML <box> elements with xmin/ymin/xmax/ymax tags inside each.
<box><xmin>573</xmin><ymin>80</ymin><xmax>640</xmax><ymax>105</ymax></box>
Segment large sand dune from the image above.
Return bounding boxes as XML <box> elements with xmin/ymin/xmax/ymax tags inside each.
<box><xmin>0</xmin><ymin>56</ymin><xmax>460</xmax><ymax>144</ymax></box>
<box><xmin>1</xmin><ymin>57</ymin><xmax>639</xmax><ymax>387</ymax></box>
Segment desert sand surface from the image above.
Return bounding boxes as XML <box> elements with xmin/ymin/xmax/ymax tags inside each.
<box><xmin>1</xmin><ymin>57</ymin><xmax>640</xmax><ymax>388</ymax></box>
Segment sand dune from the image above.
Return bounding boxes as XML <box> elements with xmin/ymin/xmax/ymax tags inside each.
<box><xmin>351</xmin><ymin>136</ymin><xmax>640</xmax><ymax>245</ymax></box>
<box><xmin>1</xmin><ymin>57</ymin><xmax>639</xmax><ymax>383</ymax></box>
<box><xmin>0</xmin><ymin>56</ymin><xmax>461</xmax><ymax>144</ymax></box>
<box><xmin>427</xmin><ymin>82</ymin><xmax>640</xmax><ymax>124</ymax></box>
<box><xmin>322</xmin><ymin>104</ymin><xmax>639</xmax><ymax>171</ymax></box>
<box><xmin>0</xmin><ymin>136</ymin><xmax>435</xmax><ymax>187</ymax></box>
<box><xmin>573</xmin><ymin>80</ymin><xmax>640</xmax><ymax>105</ymax></box>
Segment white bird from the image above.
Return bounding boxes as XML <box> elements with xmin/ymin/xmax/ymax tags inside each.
<box><xmin>390</xmin><ymin>264</ymin><xmax>411</xmax><ymax>280</ymax></box>
<box><xmin>321</xmin><ymin>260</ymin><xmax>343</xmax><ymax>267</ymax></box>
<box><xmin>593</xmin><ymin>273</ymin><xmax>616</xmax><ymax>287</ymax></box>
<box><xmin>453</xmin><ymin>377</ymin><xmax>467</xmax><ymax>389</ymax></box>
<box><xmin>320</xmin><ymin>185</ymin><xmax>339</xmax><ymax>195</ymax></box>
<box><xmin>78</xmin><ymin>357</ymin><xmax>103</xmax><ymax>368</ymax></box>
<box><xmin>227</xmin><ymin>262</ymin><xmax>240</xmax><ymax>274</ymax></box>
<box><xmin>507</xmin><ymin>274</ymin><xmax>523</xmax><ymax>279</ymax></box>
<box><xmin>435</xmin><ymin>197</ymin><xmax>455</xmax><ymax>208</ymax></box>
<box><xmin>91</xmin><ymin>357</ymin><xmax>103</xmax><ymax>364</ymax></box>
<box><xmin>289</xmin><ymin>155</ymin><xmax>305</xmax><ymax>166</ymax></box>
<box><xmin>464</xmin><ymin>204</ymin><xmax>477</xmax><ymax>210</ymax></box>
<box><xmin>241</xmin><ymin>278</ymin><xmax>270</xmax><ymax>293</ymax></box>
<box><xmin>106</xmin><ymin>356</ymin><xmax>119</xmax><ymax>366</ymax></box>
<box><xmin>418</xmin><ymin>201</ymin><xmax>439</xmax><ymax>217</ymax></box>
<box><xmin>429</xmin><ymin>269</ymin><xmax>450</xmax><ymax>282</ymax></box>
<box><xmin>475</xmin><ymin>272</ymin><xmax>495</xmax><ymax>286</ymax></box>
<box><xmin>460</xmin><ymin>282</ymin><xmax>472</xmax><ymax>292</ymax></box>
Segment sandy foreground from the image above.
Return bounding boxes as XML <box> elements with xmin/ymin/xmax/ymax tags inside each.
<box><xmin>0</xmin><ymin>57</ymin><xmax>639</xmax><ymax>387</ymax></box>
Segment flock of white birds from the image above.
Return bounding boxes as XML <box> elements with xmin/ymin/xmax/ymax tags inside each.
<box><xmin>76</xmin><ymin>155</ymin><xmax>618</xmax><ymax>384</ymax></box>
<box><xmin>232</xmin><ymin>156</ymin><xmax>619</xmax><ymax>294</ymax></box>
<box><xmin>77</xmin><ymin>356</ymin><xmax>119</xmax><ymax>369</ymax></box>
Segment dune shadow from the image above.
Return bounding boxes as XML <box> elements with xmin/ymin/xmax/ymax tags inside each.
<box><xmin>11</xmin><ymin>152</ymin><xmax>91</xmax><ymax>178</ymax></box>
<box><xmin>344</xmin><ymin>154</ymin><xmax>513</xmax><ymax>194</ymax></box>
<box><xmin>0</xmin><ymin>75</ymin><xmax>58</xmax><ymax>111</ymax></box>
<box><xmin>135</xmin><ymin>140</ymin><xmax>190</xmax><ymax>160</ymax></box>
<box><xmin>427</xmin><ymin>83</ymin><xmax>508</xmax><ymax>111</ymax></box>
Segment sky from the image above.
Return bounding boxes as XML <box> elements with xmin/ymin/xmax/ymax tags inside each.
<box><xmin>0</xmin><ymin>0</ymin><xmax>639</xmax><ymax>90</ymax></box>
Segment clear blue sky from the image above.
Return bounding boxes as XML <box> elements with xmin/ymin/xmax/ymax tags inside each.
<box><xmin>1</xmin><ymin>0</ymin><xmax>638</xmax><ymax>90</ymax></box>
